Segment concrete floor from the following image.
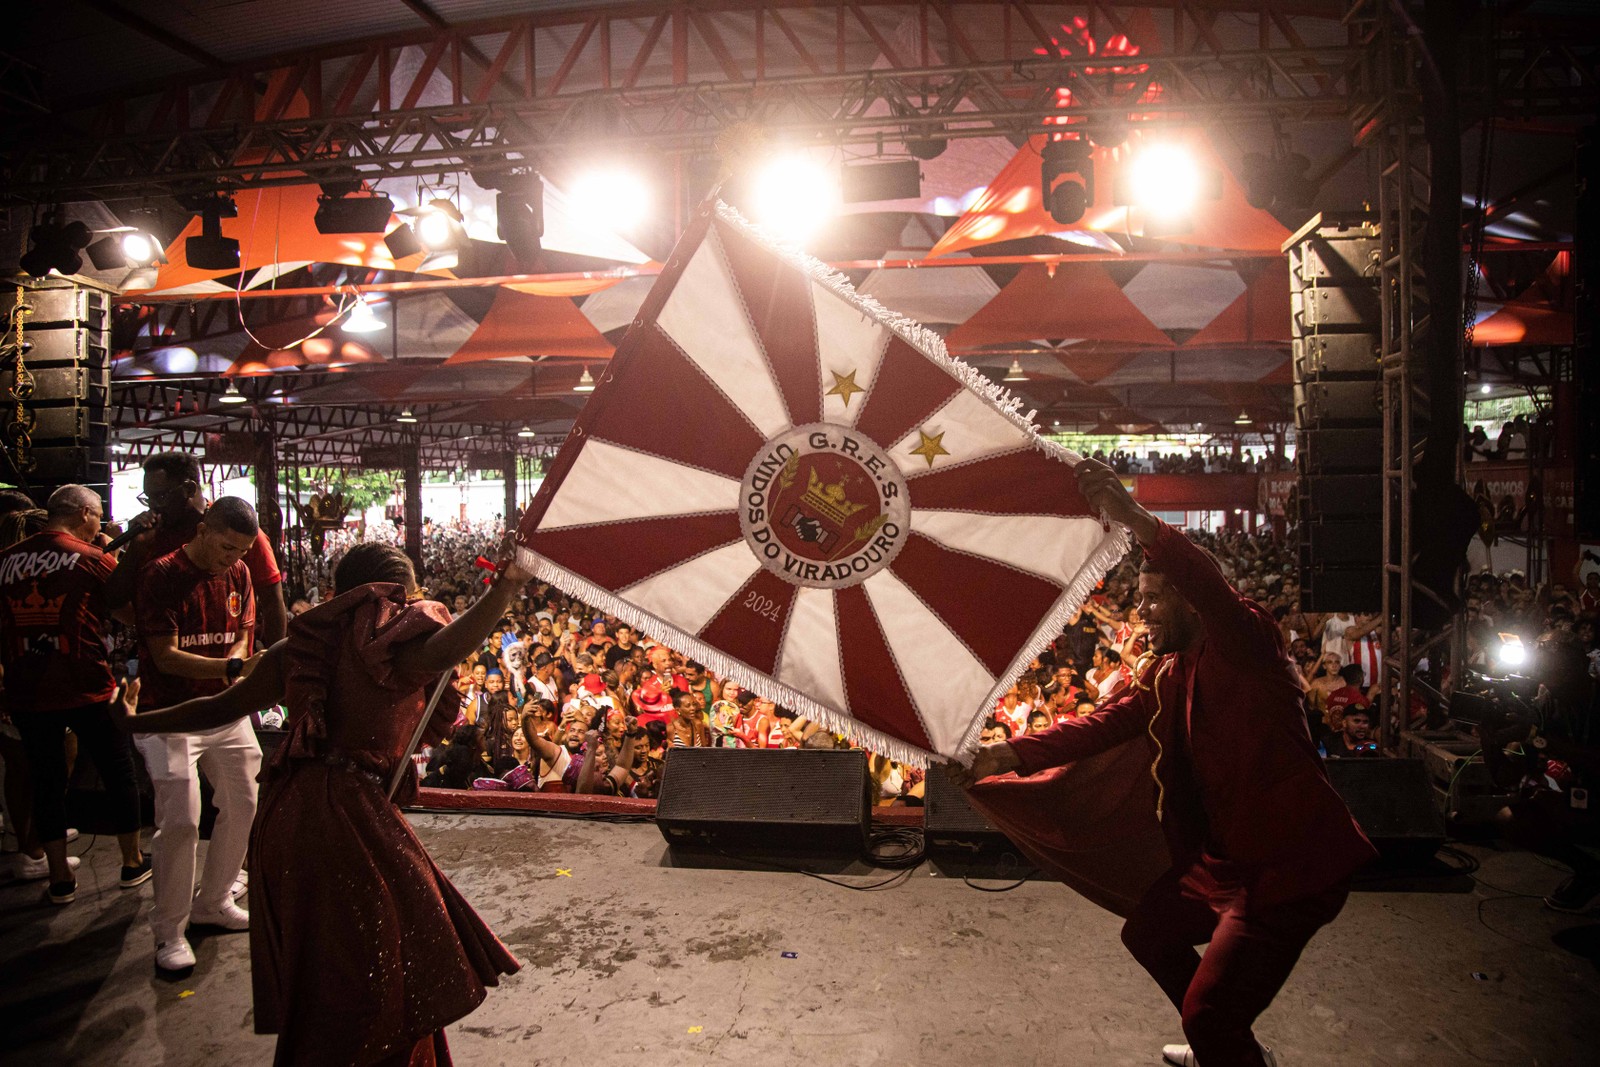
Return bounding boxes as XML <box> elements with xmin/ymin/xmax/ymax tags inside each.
<box><xmin>1</xmin><ymin>814</ymin><xmax>1597</xmax><ymax>1067</ymax></box>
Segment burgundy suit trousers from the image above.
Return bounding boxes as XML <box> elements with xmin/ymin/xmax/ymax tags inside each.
<box><xmin>1119</xmin><ymin>866</ymin><xmax>1349</xmax><ymax>1067</ymax></box>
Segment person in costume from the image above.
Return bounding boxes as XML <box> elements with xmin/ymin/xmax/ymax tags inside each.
<box><xmin>112</xmin><ymin>541</ymin><xmax>532</xmax><ymax>1066</ymax></box>
<box><xmin>952</xmin><ymin>459</ymin><xmax>1375</xmax><ymax>1067</ymax></box>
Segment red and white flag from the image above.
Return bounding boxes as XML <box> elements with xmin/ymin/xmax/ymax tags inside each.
<box><xmin>516</xmin><ymin>203</ymin><xmax>1127</xmax><ymax>765</ymax></box>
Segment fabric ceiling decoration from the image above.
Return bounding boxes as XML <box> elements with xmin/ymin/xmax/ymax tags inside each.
<box><xmin>443</xmin><ymin>287</ymin><xmax>616</xmax><ymax>366</ymax></box>
<box><xmin>928</xmin><ymin>130</ymin><xmax>1291</xmax><ymax>259</ymax></box>
<box><xmin>516</xmin><ymin>202</ymin><xmax>1128</xmax><ymax>766</ymax></box>
<box><xmin>949</xmin><ymin>262</ymin><xmax>1172</xmax><ymax>349</ymax></box>
<box><xmin>1183</xmin><ymin>259</ymin><xmax>1294</xmax><ymax>347</ymax></box>
<box><xmin>1472</xmin><ymin>250</ymin><xmax>1573</xmax><ymax>346</ymax></box>
<box><xmin>855</xmin><ymin>260</ymin><xmax>1000</xmax><ymax>325</ymax></box>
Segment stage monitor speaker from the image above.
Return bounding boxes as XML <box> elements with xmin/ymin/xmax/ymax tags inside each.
<box><xmin>1323</xmin><ymin>758</ymin><xmax>1444</xmax><ymax>861</ymax></box>
<box><xmin>924</xmin><ymin>768</ymin><xmax>1017</xmax><ymax>853</ymax></box>
<box><xmin>656</xmin><ymin>748</ymin><xmax>871</xmax><ymax>854</ymax></box>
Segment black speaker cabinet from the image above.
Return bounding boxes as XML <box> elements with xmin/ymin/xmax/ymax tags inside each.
<box><xmin>1323</xmin><ymin>757</ymin><xmax>1445</xmax><ymax>861</ymax></box>
<box><xmin>1294</xmin><ymin>379</ymin><xmax>1381</xmax><ymax>425</ymax></box>
<box><xmin>656</xmin><ymin>748</ymin><xmax>871</xmax><ymax>854</ymax></box>
<box><xmin>1293</xmin><ymin>333</ymin><xmax>1379</xmax><ymax>379</ymax></box>
<box><xmin>1296</xmin><ymin>428</ymin><xmax>1383</xmax><ymax>475</ymax></box>
<box><xmin>924</xmin><ymin>769</ymin><xmax>1016</xmax><ymax>853</ymax></box>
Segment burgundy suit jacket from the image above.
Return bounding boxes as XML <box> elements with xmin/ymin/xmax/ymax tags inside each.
<box><xmin>1008</xmin><ymin>521</ymin><xmax>1377</xmax><ymax>907</ymax></box>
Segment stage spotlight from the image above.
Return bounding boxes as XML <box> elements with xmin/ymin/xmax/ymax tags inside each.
<box><xmin>1041</xmin><ymin>138</ymin><xmax>1093</xmax><ymax>226</ymax></box>
<box><xmin>573</xmin><ymin>366</ymin><xmax>596</xmax><ymax>393</ymax></box>
<box><xmin>218</xmin><ymin>381</ymin><xmax>249</xmax><ymax>405</ymax></box>
<box><xmin>20</xmin><ymin>212</ymin><xmax>93</xmax><ymax>277</ymax></box>
<box><xmin>567</xmin><ymin>168</ymin><xmax>649</xmax><ymax>234</ymax></box>
<box><xmin>748</xmin><ymin>154</ymin><xmax>840</xmax><ymax>245</ymax></box>
<box><xmin>1087</xmin><ymin>119</ymin><xmax>1128</xmax><ymax>149</ymax></box>
<box><xmin>314</xmin><ymin>190</ymin><xmax>395</xmax><ymax>234</ymax></box>
<box><xmin>87</xmin><ymin>228</ymin><xmax>167</xmax><ymax>271</ymax></box>
<box><xmin>341</xmin><ymin>294</ymin><xmax>385</xmax><ymax>333</ymax></box>
<box><xmin>1479</xmin><ymin>383</ymin><xmax>1492</xmax><ymax>395</ymax></box>
<box><xmin>184</xmin><ymin>195</ymin><xmax>241</xmax><ymax>272</ymax></box>
<box><xmin>415</xmin><ymin>199</ymin><xmax>464</xmax><ymax>251</ymax></box>
<box><xmin>496</xmin><ymin>186</ymin><xmax>545</xmax><ymax>269</ymax></box>
<box><xmin>1117</xmin><ymin>144</ymin><xmax>1221</xmax><ymax>226</ymax></box>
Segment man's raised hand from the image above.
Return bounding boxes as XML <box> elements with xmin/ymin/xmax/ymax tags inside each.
<box><xmin>943</xmin><ymin>741</ymin><xmax>1022</xmax><ymax>789</ymax></box>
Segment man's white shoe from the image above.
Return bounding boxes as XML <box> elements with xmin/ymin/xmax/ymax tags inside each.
<box><xmin>229</xmin><ymin>870</ymin><xmax>248</xmax><ymax>900</ymax></box>
<box><xmin>189</xmin><ymin>898</ymin><xmax>250</xmax><ymax>931</ymax></box>
<box><xmin>13</xmin><ymin>853</ymin><xmax>79</xmax><ymax>881</ymax></box>
<box><xmin>155</xmin><ymin>938</ymin><xmax>196</xmax><ymax>974</ymax></box>
<box><xmin>1162</xmin><ymin>1043</ymin><xmax>1278</xmax><ymax>1067</ymax></box>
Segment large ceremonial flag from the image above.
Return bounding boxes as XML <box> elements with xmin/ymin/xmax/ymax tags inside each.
<box><xmin>515</xmin><ymin>202</ymin><xmax>1127</xmax><ymax>766</ymax></box>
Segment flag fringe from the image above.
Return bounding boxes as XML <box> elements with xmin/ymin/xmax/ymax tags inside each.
<box><xmin>519</xmin><ymin>547</ymin><xmax>942</xmax><ymax>769</ymax></box>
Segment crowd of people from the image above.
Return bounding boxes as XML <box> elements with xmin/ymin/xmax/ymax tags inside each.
<box><xmin>1088</xmin><ymin>446</ymin><xmax>1290</xmax><ymax>475</ymax></box>
<box><xmin>277</xmin><ymin>512</ymin><xmax>1600</xmax><ymax>810</ymax></box>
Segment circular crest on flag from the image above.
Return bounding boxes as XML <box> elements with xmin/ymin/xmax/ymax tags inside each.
<box><xmin>739</xmin><ymin>422</ymin><xmax>909</xmax><ymax>589</ymax></box>
<box><xmin>228</xmin><ymin>590</ymin><xmax>242</xmax><ymax>618</ymax></box>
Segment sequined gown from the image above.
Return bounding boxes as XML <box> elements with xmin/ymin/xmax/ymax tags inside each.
<box><xmin>250</xmin><ymin>585</ymin><xmax>519</xmax><ymax>1066</ymax></box>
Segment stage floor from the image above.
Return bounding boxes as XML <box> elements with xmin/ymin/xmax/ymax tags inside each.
<box><xmin>2</xmin><ymin>813</ymin><xmax>1597</xmax><ymax>1066</ymax></box>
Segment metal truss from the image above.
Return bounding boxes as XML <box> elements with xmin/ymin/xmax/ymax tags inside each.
<box><xmin>5</xmin><ymin>1</ymin><xmax>1376</xmax><ymax>200</ymax></box>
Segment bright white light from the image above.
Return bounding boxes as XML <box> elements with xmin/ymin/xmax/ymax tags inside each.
<box><xmin>1495</xmin><ymin>635</ymin><xmax>1527</xmax><ymax>669</ymax></box>
<box><xmin>567</xmin><ymin>168</ymin><xmax>651</xmax><ymax>234</ymax></box>
<box><xmin>1479</xmin><ymin>383</ymin><xmax>1492</xmax><ymax>395</ymax></box>
<box><xmin>417</xmin><ymin>210</ymin><xmax>456</xmax><ymax>250</ymax></box>
<box><xmin>1127</xmin><ymin>144</ymin><xmax>1203</xmax><ymax>220</ymax></box>
<box><xmin>748</xmin><ymin>154</ymin><xmax>840</xmax><ymax>245</ymax></box>
<box><xmin>122</xmin><ymin>233</ymin><xmax>157</xmax><ymax>264</ymax></box>
<box><xmin>342</xmin><ymin>295</ymin><xmax>385</xmax><ymax>333</ymax></box>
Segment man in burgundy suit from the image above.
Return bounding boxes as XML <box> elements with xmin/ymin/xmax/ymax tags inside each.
<box><xmin>953</xmin><ymin>459</ymin><xmax>1376</xmax><ymax>1067</ymax></box>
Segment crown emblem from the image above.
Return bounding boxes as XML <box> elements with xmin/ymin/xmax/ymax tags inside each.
<box><xmin>801</xmin><ymin>468</ymin><xmax>865</xmax><ymax>525</ymax></box>
<box><xmin>9</xmin><ymin>583</ymin><xmax>66</xmax><ymax>628</ymax></box>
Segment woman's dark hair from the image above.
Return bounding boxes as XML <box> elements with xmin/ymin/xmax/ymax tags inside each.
<box><xmin>438</xmin><ymin>723</ymin><xmax>484</xmax><ymax>789</ymax></box>
<box><xmin>334</xmin><ymin>542</ymin><xmax>415</xmax><ymax>595</ymax></box>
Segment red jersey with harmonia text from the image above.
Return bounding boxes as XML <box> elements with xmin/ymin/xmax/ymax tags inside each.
<box><xmin>0</xmin><ymin>530</ymin><xmax>117</xmax><ymax>713</ymax></box>
<box><xmin>135</xmin><ymin>548</ymin><xmax>255</xmax><ymax>709</ymax></box>
<box><xmin>145</xmin><ymin>508</ymin><xmax>282</xmax><ymax>591</ymax></box>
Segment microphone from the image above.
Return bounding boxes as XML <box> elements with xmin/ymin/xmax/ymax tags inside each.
<box><xmin>103</xmin><ymin>515</ymin><xmax>159</xmax><ymax>553</ymax></box>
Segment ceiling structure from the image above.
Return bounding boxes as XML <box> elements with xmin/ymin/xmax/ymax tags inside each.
<box><xmin>3</xmin><ymin>1</ymin><xmax>1591</xmax><ymax>467</ymax></box>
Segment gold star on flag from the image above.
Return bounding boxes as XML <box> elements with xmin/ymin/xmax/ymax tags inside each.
<box><xmin>825</xmin><ymin>369</ymin><xmax>865</xmax><ymax>407</ymax></box>
<box><xmin>910</xmin><ymin>429</ymin><xmax>950</xmax><ymax>468</ymax></box>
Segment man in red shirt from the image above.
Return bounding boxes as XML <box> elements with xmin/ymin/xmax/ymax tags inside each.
<box><xmin>631</xmin><ymin>645</ymin><xmax>686</xmax><ymax>728</ymax></box>
<box><xmin>0</xmin><ymin>485</ymin><xmax>149</xmax><ymax>903</ymax></box>
<box><xmin>107</xmin><ymin>451</ymin><xmax>286</xmax><ymax>645</ymax></box>
<box><xmin>954</xmin><ymin>460</ymin><xmax>1374</xmax><ymax>1067</ymax></box>
<box><xmin>132</xmin><ymin>496</ymin><xmax>265</xmax><ymax>976</ymax></box>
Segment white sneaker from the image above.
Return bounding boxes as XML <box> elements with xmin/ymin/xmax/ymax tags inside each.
<box><xmin>64</xmin><ymin>828</ymin><xmax>79</xmax><ymax>843</ymax></box>
<box><xmin>189</xmin><ymin>898</ymin><xmax>249</xmax><ymax>931</ymax></box>
<box><xmin>155</xmin><ymin>937</ymin><xmax>196</xmax><ymax>974</ymax></box>
<box><xmin>13</xmin><ymin>853</ymin><xmax>79</xmax><ymax>881</ymax></box>
<box><xmin>1162</xmin><ymin>1043</ymin><xmax>1278</xmax><ymax>1067</ymax></box>
<box><xmin>230</xmin><ymin>870</ymin><xmax>248</xmax><ymax>900</ymax></box>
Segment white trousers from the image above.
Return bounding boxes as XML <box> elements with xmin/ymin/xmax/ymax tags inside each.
<box><xmin>135</xmin><ymin>719</ymin><xmax>260</xmax><ymax>945</ymax></box>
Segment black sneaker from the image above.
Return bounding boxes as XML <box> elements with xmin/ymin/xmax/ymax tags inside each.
<box><xmin>1545</xmin><ymin>872</ymin><xmax>1600</xmax><ymax>913</ymax></box>
<box><xmin>47</xmin><ymin>879</ymin><xmax>76</xmax><ymax>905</ymax></box>
<box><xmin>120</xmin><ymin>856</ymin><xmax>153</xmax><ymax>889</ymax></box>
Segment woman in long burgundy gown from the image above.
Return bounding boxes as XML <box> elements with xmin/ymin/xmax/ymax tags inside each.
<box><xmin>115</xmin><ymin>543</ymin><xmax>533</xmax><ymax>1066</ymax></box>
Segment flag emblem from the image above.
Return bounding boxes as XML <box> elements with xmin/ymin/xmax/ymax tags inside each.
<box><xmin>228</xmin><ymin>591</ymin><xmax>241</xmax><ymax>618</ymax></box>
<box><xmin>741</xmin><ymin>423</ymin><xmax>909</xmax><ymax>590</ymax></box>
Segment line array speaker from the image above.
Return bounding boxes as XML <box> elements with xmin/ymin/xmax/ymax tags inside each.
<box><xmin>0</xmin><ymin>280</ymin><xmax>113</xmax><ymax>506</ymax></box>
<box><xmin>1285</xmin><ymin>213</ymin><xmax>1383</xmax><ymax>612</ymax></box>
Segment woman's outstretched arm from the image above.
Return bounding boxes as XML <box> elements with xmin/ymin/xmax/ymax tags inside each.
<box><xmin>110</xmin><ymin>642</ymin><xmax>289</xmax><ymax>735</ymax></box>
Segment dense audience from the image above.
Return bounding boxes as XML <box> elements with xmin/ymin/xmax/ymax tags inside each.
<box><xmin>278</xmin><ymin>517</ymin><xmax>1600</xmax><ymax>802</ymax></box>
<box><xmin>1088</xmin><ymin>447</ymin><xmax>1289</xmax><ymax>475</ymax></box>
